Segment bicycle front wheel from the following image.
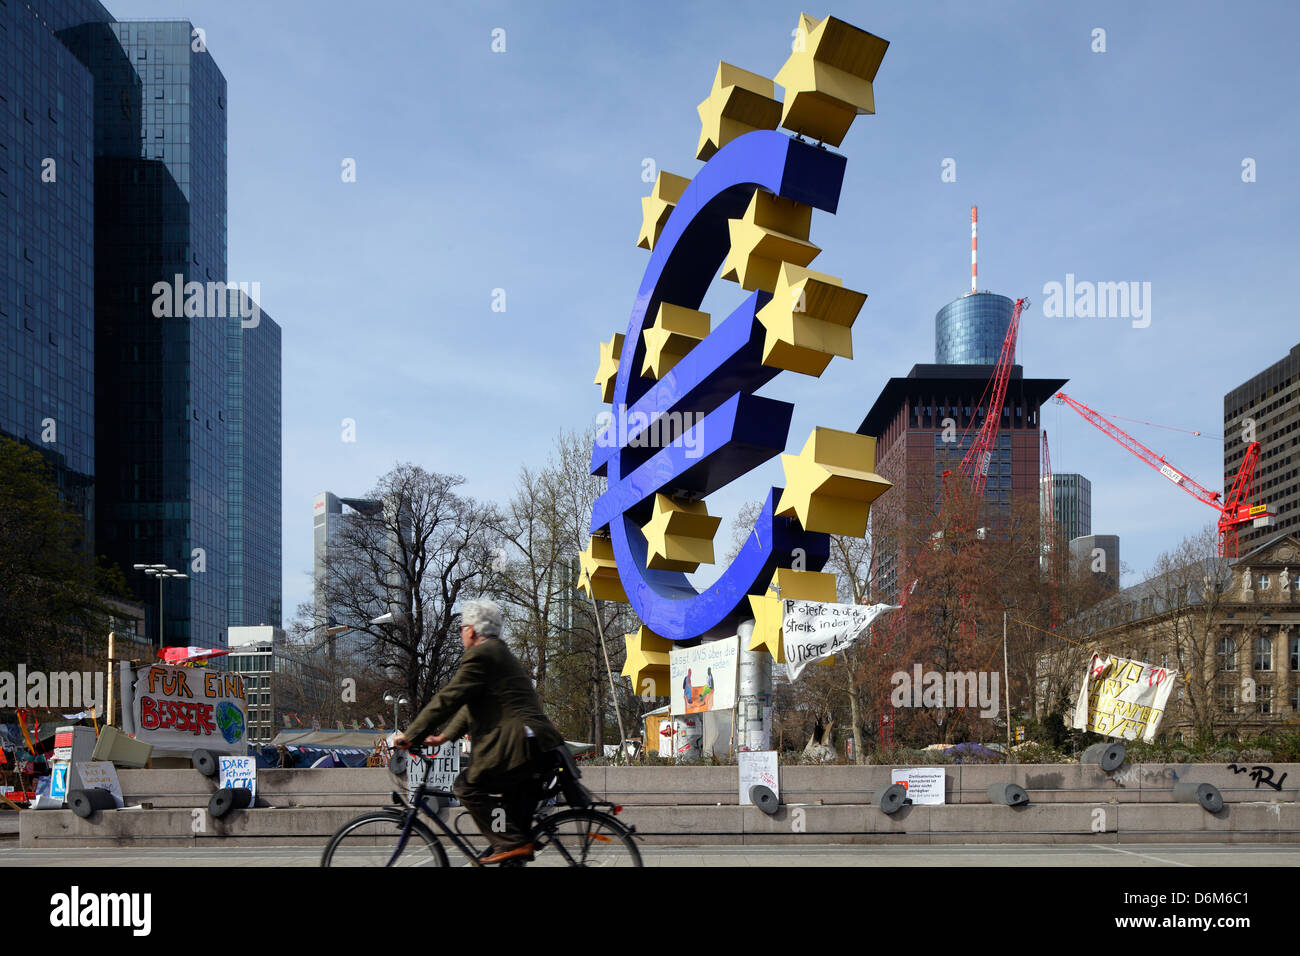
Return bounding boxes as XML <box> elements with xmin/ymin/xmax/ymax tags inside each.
<box><xmin>533</xmin><ymin>809</ymin><xmax>642</xmax><ymax>867</ymax></box>
<box><xmin>321</xmin><ymin>810</ymin><xmax>450</xmax><ymax>868</ymax></box>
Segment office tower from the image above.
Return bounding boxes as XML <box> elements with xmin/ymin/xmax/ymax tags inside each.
<box><xmin>1069</xmin><ymin>534</ymin><xmax>1119</xmax><ymax>593</ymax></box>
<box><xmin>1042</xmin><ymin>472</ymin><xmax>1092</xmax><ymax>543</ymax></box>
<box><xmin>0</xmin><ymin>0</ymin><xmax>101</xmax><ymax>527</ymax></box>
<box><xmin>934</xmin><ymin>292</ymin><xmax>1016</xmax><ymax>365</ymax></box>
<box><xmin>1224</xmin><ymin>344</ymin><xmax>1300</xmax><ymax>554</ymax></box>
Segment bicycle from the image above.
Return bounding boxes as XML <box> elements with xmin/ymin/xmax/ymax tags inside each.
<box><xmin>320</xmin><ymin>745</ymin><xmax>642</xmax><ymax>867</ymax></box>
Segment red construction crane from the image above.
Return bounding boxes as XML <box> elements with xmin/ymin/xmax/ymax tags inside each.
<box><xmin>959</xmin><ymin>297</ymin><xmax>1029</xmax><ymax>498</ymax></box>
<box><xmin>1040</xmin><ymin>428</ymin><xmax>1055</xmax><ymax>562</ymax></box>
<box><xmin>1055</xmin><ymin>392</ymin><xmax>1272</xmax><ymax>557</ymax></box>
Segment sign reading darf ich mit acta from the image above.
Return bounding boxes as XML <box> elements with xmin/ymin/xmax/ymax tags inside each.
<box><xmin>132</xmin><ymin>664</ymin><xmax>248</xmax><ymax>755</ymax></box>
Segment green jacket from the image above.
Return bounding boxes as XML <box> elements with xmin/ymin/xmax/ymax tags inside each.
<box><xmin>403</xmin><ymin>637</ymin><xmax>564</xmax><ymax>783</ymax></box>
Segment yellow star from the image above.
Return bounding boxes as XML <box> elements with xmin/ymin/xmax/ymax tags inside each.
<box><xmin>641</xmin><ymin>304</ymin><xmax>710</xmax><ymax>379</ymax></box>
<box><xmin>641</xmin><ymin>494</ymin><xmax>722</xmax><ymax>572</ymax></box>
<box><xmin>756</xmin><ymin>263</ymin><xmax>867</xmax><ymax>376</ymax></box>
<box><xmin>696</xmin><ymin>62</ymin><xmax>782</xmax><ymax>161</ymax></box>
<box><xmin>593</xmin><ymin>332</ymin><xmax>625</xmax><ymax>404</ymax></box>
<box><xmin>720</xmin><ymin>191</ymin><xmax>820</xmax><ymax>292</ymax></box>
<box><xmin>776</xmin><ymin>428</ymin><xmax>892</xmax><ymax>537</ymax></box>
<box><xmin>621</xmin><ymin>626</ymin><xmax>672</xmax><ymax>697</ymax></box>
<box><xmin>637</xmin><ymin>171</ymin><xmax>691</xmax><ymax>251</ymax></box>
<box><xmin>774</xmin><ymin>14</ymin><xmax>890</xmax><ymax>147</ymax></box>
<box><xmin>578</xmin><ymin>535</ymin><xmax>627</xmax><ymax>602</ymax></box>
<box><xmin>747</xmin><ymin>568</ymin><xmax>838</xmax><ymax>662</ymax></box>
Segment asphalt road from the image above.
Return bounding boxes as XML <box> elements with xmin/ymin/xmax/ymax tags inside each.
<box><xmin>1</xmin><ymin>842</ymin><xmax>1297</xmax><ymax>866</ymax></box>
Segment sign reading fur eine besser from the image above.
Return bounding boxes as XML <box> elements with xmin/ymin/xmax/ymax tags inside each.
<box><xmin>1070</xmin><ymin>653</ymin><xmax>1177</xmax><ymax>743</ymax></box>
<box><xmin>132</xmin><ymin>664</ymin><xmax>248</xmax><ymax>754</ymax></box>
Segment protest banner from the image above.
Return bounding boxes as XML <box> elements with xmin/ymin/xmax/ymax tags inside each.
<box><xmin>892</xmin><ymin>767</ymin><xmax>946</xmax><ymax>805</ymax></box>
<box><xmin>670</xmin><ymin>637</ymin><xmax>739</xmax><ymax>715</ymax></box>
<box><xmin>131</xmin><ymin>664</ymin><xmax>248</xmax><ymax>756</ymax></box>
<box><xmin>218</xmin><ymin>755</ymin><xmax>257</xmax><ymax>800</ymax></box>
<box><xmin>782</xmin><ymin>600</ymin><xmax>898</xmax><ymax>680</ymax></box>
<box><xmin>738</xmin><ymin>750</ymin><xmax>779</xmax><ymax>805</ymax></box>
<box><xmin>1070</xmin><ymin>653</ymin><xmax>1177</xmax><ymax>743</ymax></box>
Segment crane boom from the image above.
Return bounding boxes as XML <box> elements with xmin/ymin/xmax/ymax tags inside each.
<box><xmin>959</xmin><ymin>296</ymin><xmax>1028</xmax><ymax>497</ymax></box>
<box><xmin>1055</xmin><ymin>392</ymin><xmax>1271</xmax><ymax>557</ymax></box>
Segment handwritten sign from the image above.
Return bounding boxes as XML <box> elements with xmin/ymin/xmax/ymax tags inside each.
<box><xmin>738</xmin><ymin>751</ymin><xmax>779</xmax><ymax>806</ymax></box>
<box><xmin>782</xmin><ymin>600</ymin><xmax>898</xmax><ymax>680</ymax></box>
<box><xmin>1070</xmin><ymin>654</ymin><xmax>1177</xmax><ymax>743</ymax></box>
<box><xmin>892</xmin><ymin>767</ymin><xmax>946</xmax><ymax>806</ymax></box>
<box><xmin>76</xmin><ymin>762</ymin><xmax>124</xmax><ymax>807</ymax></box>
<box><xmin>218</xmin><ymin>755</ymin><xmax>257</xmax><ymax>800</ymax></box>
<box><xmin>132</xmin><ymin>664</ymin><xmax>248</xmax><ymax>755</ymax></box>
<box><xmin>669</xmin><ymin>637</ymin><xmax>739</xmax><ymax>716</ymax></box>
<box><xmin>407</xmin><ymin>740</ymin><xmax>460</xmax><ymax>800</ymax></box>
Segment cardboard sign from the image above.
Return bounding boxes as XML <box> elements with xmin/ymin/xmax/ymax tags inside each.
<box><xmin>407</xmin><ymin>740</ymin><xmax>460</xmax><ymax>800</ymax></box>
<box><xmin>669</xmin><ymin>637</ymin><xmax>739</xmax><ymax>715</ymax></box>
<box><xmin>49</xmin><ymin>762</ymin><xmax>69</xmax><ymax>804</ymax></box>
<box><xmin>76</xmin><ymin>762</ymin><xmax>124</xmax><ymax>808</ymax></box>
<box><xmin>892</xmin><ymin>767</ymin><xmax>946</xmax><ymax>806</ymax></box>
<box><xmin>218</xmin><ymin>755</ymin><xmax>257</xmax><ymax>800</ymax></box>
<box><xmin>132</xmin><ymin>664</ymin><xmax>248</xmax><ymax>755</ymax></box>
<box><xmin>738</xmin><ymin>750</ymin><xmax>779</xmax><ymax>806</ymax></box>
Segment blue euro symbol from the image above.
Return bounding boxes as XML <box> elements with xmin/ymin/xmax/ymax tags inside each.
<box><xmin>590</xmin><ymin>131</ymin><xmax>849</xmax><ymax>641</ymax></box>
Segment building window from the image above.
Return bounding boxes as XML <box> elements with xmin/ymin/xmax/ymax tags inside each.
<box><xmin>1218</xmin><ymin>637</ymin><xmax>1237</xmax><ymax>671</ymax></box>
<box><xmin>1258</xmin><ymin>685</ymin><xmax>1273</xmax><ymax>715</ymax></box>
<box><xmin>1293</xmin><ymin>686</ymin><xmax>1300</xmax><ymax>713</ymax></box>
<box><xmin>1255</xmin><ymin>636</ymin><xmax>1273</xmax><ymax>672</ymax></box>
<box><xmin>1218</xmin><ymin>684</ymin><xmax>1235</xmax><ymax>714</ymax></box>
<box><xmin>1291</xmin><ymin>636</ymin><xmax>1299</xmax><ymax>672</ymax></box>
<box><xmin>1259</xmin><ymin>573</ymin><xmax>1271</xmax><ymax>591</ymax></box>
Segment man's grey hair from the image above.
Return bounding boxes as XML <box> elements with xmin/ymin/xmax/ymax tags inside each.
<box><xmin>461</xmin><ymin>599</ymin><xmax>503</xmax><ymax>638</ymax></box>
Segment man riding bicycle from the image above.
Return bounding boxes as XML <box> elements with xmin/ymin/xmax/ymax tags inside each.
<box><xmin>393</xmin><ymin>599</ymin><xmax>565</xmax><ymax>864</ymax></box>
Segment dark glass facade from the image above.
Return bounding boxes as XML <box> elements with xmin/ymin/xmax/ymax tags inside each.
<box><xmin>228</xmin><ymin>302</ymin><xmax>281</xmax><ymax>628</ymax></box>
<box><xmin>1043</xmin><ymin>472</ymin><xmax>1092</xmax><ymax>543</ymax></box>
<box><xmin>0</xmin><ymin>0</ymin><xmax>102</xmax><ymax>527</ymax></box>
<box><xmin>935</xmin><ymin>292</ymin><xmax>1015</xmax><ymax>365</ymax></box>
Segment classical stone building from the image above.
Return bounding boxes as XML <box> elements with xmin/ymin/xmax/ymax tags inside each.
<box><xmin>1051</xmin><ymin>532</ymin><xmax>1300</xmax><ymax>742</ymax></box>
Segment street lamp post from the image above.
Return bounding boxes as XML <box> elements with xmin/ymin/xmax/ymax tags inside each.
<box><xmin>133</xmin><ymin>563</ymin><xmax>189</xmax><ymax>649</ymax></box>
<box><xmin>383</xmin><ymin>693</ymin><xmax>409</xmax><ymax>731</ymax></box>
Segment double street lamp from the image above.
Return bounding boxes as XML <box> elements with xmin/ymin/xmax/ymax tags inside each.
<box><xmin>132</xmin><ymin>563</ymin><xmax>188</xmax><ymax>649</ymax></box>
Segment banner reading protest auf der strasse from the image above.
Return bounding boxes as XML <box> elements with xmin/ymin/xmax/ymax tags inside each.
<box><xmin>132</xmin><ymin>664</ymin><xmax>248</xmax><ymax>756</ymax></box>
<box><xmin>781</xmin><ymin>600</ymin><xmax>898</xmax><ymax>681</ymax></box>
<box><xmin>1070</xmin><ymin>653</ymin><xmax>1177</xmax><ymax>743</ymax></box>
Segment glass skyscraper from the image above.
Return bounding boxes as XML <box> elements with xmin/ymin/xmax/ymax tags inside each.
<box><xmin>4</xmin><ymin>0</ymin><xmax>283</xmax><ymax>646</ymax></box>
<box><xmin>0</xmin><ymin>0</ymin><xmax>101</xmax><ymax>528</ymax></box>
<box><xmin>934</xmin><ymin>291</ymin><xmax>1015</xmax><ymax>365</ymax></box>
<box><xmin>1042</xmin><ymin>472</ymin><xmax>1092</xmax><ymax>543</ymax></box>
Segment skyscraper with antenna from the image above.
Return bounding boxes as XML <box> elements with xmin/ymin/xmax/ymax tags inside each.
<box><xmin>935</xmin><ymin>205</ymin><xmax>1016</xmax><ymax>364</ymax></box>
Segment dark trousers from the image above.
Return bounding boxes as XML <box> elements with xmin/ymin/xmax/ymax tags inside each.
<box><xmin>453</xmin><ymin>764</ymin><xmax>538</xmax><ymax>854</ymax></box>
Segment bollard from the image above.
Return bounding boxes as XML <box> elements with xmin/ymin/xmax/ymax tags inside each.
<box><xmin>1080</xmin><ymin>741</ymin><xmax>1126</xmax><ymax>773</ymax></box>
<box><xmin>875</xmin><ymin>783</ymin><xmax>908</xmax><ymax>815</ymax></box>
<box><xmin>208</xmin><ymin>787</ymin><xmax>254</xmax><ymax>819</ymax></box>
<box><xmin>192</xmin><ymin>749</ymin><xmax>219</xmax><ymax>778</ymax></box>
<box><xmin>749</xmin><ymin>785</ymin><xmax>779</xmax><ymax>816</ymax></box>
<box><xmin>68</xmin><ymin>788</ymin><xmax>117</xmax><ymax>819</ymax></box>
<box><xmin>1172</xmin><ymin>781</ymin><xmax>1223</xmax><ymax>813</ymax></box>
<box><xmin>987</xmin><ymin>783</ymin><xmax>1030</xmax><ymax>807</ymax></box>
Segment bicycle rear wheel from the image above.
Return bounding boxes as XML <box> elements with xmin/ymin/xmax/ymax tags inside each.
<box><xmin>532</xmin><ymin>809</ymin><xmax>641</xmax><ymax>867</ymax></box>
<box><xmin>321</xmin><ymin>810</ymin><xmax>450</xmax><ymax>867</ymax></box>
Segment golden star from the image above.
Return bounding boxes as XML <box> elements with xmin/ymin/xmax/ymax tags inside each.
<box><xmin>593</xmin><ymin>332</ymin><xmax>625</xmax><ymax>404</ymax></box>
<box><xmin>621</xmin><ymin>626</ymin><xmax>672</xmax><ymax>697</ymax></box>
<box><xmin>641</xmin><ymin>493</ymin><xmax>722</xmax><ymax>573</ymax></box>
<box><xmin>720</xmin><ymin>190</ymin><xmax>820</xmax><ymax>292</ymax></box>
<box><xmin>747</xmin><ymin>568</ymin><xmax>839</xmax><ymax>662</ymax></box>
<box><xmin>774</xmin><ymin>14</ymin><xmax>890</xmax><ymax>147</ymax></box>
<box><xmin>637</xmin><ymin>171</ymin><xmax>691</xmax><ymax>251</ymax></box>
<box><xmin>776</xmin><ymin>428</ymin><xmax>892</xmax><ymax>537</ymax></box>
<box><xmin>756</xmin><ymin>263</ymin><xmax>867</xmax><ymax>376</ymax></box>
<box><xmin>641</xmin><ymin>304</ymin><xmax>710</xmax><ymax>379</ymax></box>
<box><xmin>578</xmin><ymin>535</ymin><xmax>627</xmax><ymax>602</ymax></box>
<box><xmin>696</xmin><ymin>62</ymin><xmax>782</xmax><ymax>161</ymax></box>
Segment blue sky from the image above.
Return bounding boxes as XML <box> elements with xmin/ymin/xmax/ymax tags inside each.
<box><xmin>108</xmin><ymin>0</ymin><xmax>1300</xmax><ymax>616</ymax></box>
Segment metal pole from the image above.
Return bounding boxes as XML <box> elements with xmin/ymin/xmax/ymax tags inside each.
<box><xmin>158</xmin><ymin>575</ymin><xmax>164</xmax><ymax>649</ymax></box>
<box><xmin>1003</xmin><ymin>611</ymin><xmax>1011</xmax><ymax>751</ymax></box>
<box><xmin>579</xmin><ymin>567</ymin><xmax>628</xmax><ymax>754</ymax></box>
<box><xmin>107</xmin><ymin>631</ymin><xmax>115</xmax><ymax>727</ymax></box>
